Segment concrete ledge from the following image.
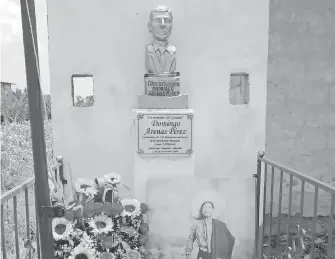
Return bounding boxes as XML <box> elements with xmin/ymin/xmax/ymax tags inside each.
<box><xmin>137</xmin><ymin>95</ymin><xmax>188</xmax><ymax>109</ymax></box>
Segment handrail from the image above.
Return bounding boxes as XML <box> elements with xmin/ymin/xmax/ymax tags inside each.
<box><xmin>256</xmin><ymin>151</ymin><xmax>335</xmax><ymax>259</ymax></box>
<box><xmin>258</xmin><ymin>156</ymin><xmax>335</xmax><ymax>194</ymax></box>
<box><xmin>1</xmin><ymin>177</ymin><xmax>35</xmax><ymax>204</ymax></box>
<box><xmin>1</xmin><ymin>175</ymin><xmax>39</xmax><ymax>259</ymax></box>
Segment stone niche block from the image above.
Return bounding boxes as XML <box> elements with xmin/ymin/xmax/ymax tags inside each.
<box><xmin>137</xmin><ymin>95</ymin><xmax>188</xmax><ymax>109</ymax></box>
<box><xmin>229</xmin><ymin>73</ymin><xmax>250</xmax><ymax>105</ymax></box>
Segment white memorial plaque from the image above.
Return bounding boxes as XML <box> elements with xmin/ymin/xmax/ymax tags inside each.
<box><xmin>136</xmin><ymin>112</ymin><xmax>193</xmax><ymax>156</ymax></box>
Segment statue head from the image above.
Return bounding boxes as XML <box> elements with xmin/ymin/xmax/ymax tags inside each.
<box><xmin>148</xmin><ymin>6</ymin><xmax>173</xmax><ymax>42</ymax></box>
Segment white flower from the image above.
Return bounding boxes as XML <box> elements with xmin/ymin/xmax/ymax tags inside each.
<box><xmin>120</xmin><ymin>198</ymin><xmax>141</xmax><ymax>217</ymax></box>
<box><xmin>75</xmin><ymin>178</ymin><xmax>92</xmax><ymax>191</ymax></box>
<box><xmin>75</xmin><ymin>178</ymin><xmax>98</xmax><ymax>198</ymax></box>
<box><xmin>55</xmin><ymin>250</ymin><xmax>63</xmax><ymax>257</ymax></box>
<box><xmin>68</xmin><ymin>243</ymin><xmax>96</xmax><ymax>259</ymax></box>
<box><xmin>104</xmin><ymin>173</ymin><xmax>122</xmax><ymax>184</ymax></box>
<box><xmin>167</xmin><ymin>45</ymin><xmax>176</xmax><ymax>55</ymax></box>
<box><xmin>89</xmin><ymin>212</ymin><xmax>114</xmax><ymax>235</ymax></box>
<box><xmin>52</xmin><ymin>217</ymin><xmax>73</xmax><ymax>240</ymax></box>
<box><xmin>81</xmin><ymin>232</ymin><xmax>94</xmax><ymax>246</ymax></box>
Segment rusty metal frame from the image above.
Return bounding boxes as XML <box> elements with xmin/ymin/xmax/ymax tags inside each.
<box><xmin>19</xmin><ymin>0</ymin><xmax>55</xmax><ymax>257</ymax></box>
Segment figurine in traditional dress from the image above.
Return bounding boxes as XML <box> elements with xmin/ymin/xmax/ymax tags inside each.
<box><xmin>185</xmin><ymin>201</ymin><xmax>235</xmax><ymax>259</ymax></box>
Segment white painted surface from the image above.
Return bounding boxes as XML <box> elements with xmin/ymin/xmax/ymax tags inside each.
<box><xmin>132</xmin><ymin>109</ymin><xmax>195</xmax><ymax>202</ymax></box>
<box><xmin>47</xmin><ymin>0</ymin><xmax>269</xmax><ymax>257</ymax></box>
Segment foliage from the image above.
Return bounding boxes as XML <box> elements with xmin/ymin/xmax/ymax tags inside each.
<box><xmin>1</xmin><ymin>121</ymin><xmax>54</xmax><ymax>258</ymax></box>
<box><xmin>74</xmin><ymin>96</ymin><xmax>94</xmax><ymax>107</ymax></box>
<box><xmin>1</xmin><ymin>87</ymin><xmax>52</xmax><ymax>123</ymax></box>
<box><xmin>1</xmin><ymin>88</ymin><xmax>29</xmax><ymax>123</ymax></box>
<box><xmin>262</xmin><ymin>224</ymin><xmax>334</xmax><ymax>259</ymax></box>
<box><xmin>1</xmin><ymin>121</ymin><xmax>54</xmax><ymax>192</ymax></box>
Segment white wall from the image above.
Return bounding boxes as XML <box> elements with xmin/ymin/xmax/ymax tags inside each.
<box><xmin>47</xmin><ymin>0</ymin><xmax>269</xmax><ymax>258</ymax></box>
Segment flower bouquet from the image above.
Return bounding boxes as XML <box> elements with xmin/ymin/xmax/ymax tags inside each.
<box><xmin>50</xmin><ymin>173</ymin><xmax>151</xmax><ymax>259</ymax></box>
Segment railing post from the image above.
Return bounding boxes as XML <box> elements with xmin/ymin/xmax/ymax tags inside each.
<box><xmin>254</xmin><ymin>150</ymin><xmax>265</xmax><ymax>259</ymax></box>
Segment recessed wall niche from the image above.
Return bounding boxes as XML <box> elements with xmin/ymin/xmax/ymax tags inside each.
<box><xmin>71</xmin><ymin>74</ymin><xmax>95</xmax><ymax>107</ymax></box>
<box><xmin>229</xmin><ymin>73</ymin><xmax>250</xmax><ymax>105</ymax></box>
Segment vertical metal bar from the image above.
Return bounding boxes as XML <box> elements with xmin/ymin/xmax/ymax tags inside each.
<box><xmin>254</xmin><ymin>151</ymin><xmax>264</xmax><ymax>259</ymax></box>
<box><xmin>254</xmin><ymin>175</ymin><xmax>259</xmax><ymax>259</ymax></box>
<box><xmin>311</xmin><ymin>187</ymin><xmax>318</xmax><ymax>259</ymax></box>
<box><xmin>19</xmin><ymin>0</ymin><xmax>54</xmax><ymax>258</ymax></box>
<box><xmin>267</xmin><ymin>166</ymin><xmax>275</xmax><ymax>255</ymax></box>
<box><xmin>261</xmin><ymin>163</ymin><xmax>268</xmax><ymax>257</ymax></box>
<box><xmin>36</xmin><ymin>221</ymin><xmax>41</xmax><ymax>259</ymax></box>
<box><xmin>286</xmin><ymin>175</ymin><xmax>293</xmax><ymax>251</ymax></box>
<box><xmin>328</xmin><ymin>194</ymin><xmax>334</xmax><ymax>258</ymax></box>
<box><xmin>276</xmin><ymin>170</ymin><xmax>284</xmax><ymax>249</ymax></box>
<box><xmin>25</xmin><ymin>188</ymin><xmax>31</xmax><ymax>259</ymax></box>
<box><xmin>13</xmin><ymin>196</ymin><xmax>19</xmax><ymax>259</ymax></box>
<box><xmin>1</xmin><ymin>204</ymin><xmax>7</xmax><ymax>259</ymax></box>
<box><xmin>34</xmin><ymin>185</ymin><xmax>41</xmax><ymax>259</ymax></box>
<box><xmin>298</xmin><ymin>180</ymin><xmax>305</xmax><ymax>255</ymax></box>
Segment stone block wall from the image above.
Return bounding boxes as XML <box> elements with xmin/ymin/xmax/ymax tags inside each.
<box><xmin>266</xmin><ymin>0</ymin><xmax>335</xmax><ymax>183</ymax></box>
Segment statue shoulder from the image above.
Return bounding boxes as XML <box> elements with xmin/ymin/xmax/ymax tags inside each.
<box><xmin>146</xmin><ymin>44</ymin><xmax>155</xmax><ymax>53</ymax></box>
<box><xmin>167</xmin><ymin>44</ymin><xmax>176</xmax><ymax>55</ymax></box>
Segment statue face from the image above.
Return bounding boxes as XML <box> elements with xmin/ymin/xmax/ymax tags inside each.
<box><xmin>149</xmin><ymin>12</ymin><xmax>172</xmax><ymax>41</ymax></box>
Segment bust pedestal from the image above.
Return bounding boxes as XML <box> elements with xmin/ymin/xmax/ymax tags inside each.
<box><xmin>132</xmin><ymin>99</ymin><xmax>195</xmax><ymax>259</ymax></box>
<box><xmin>133</xmin><ymin>72</ymin><xmax>195</xmax><ymax>196</ymax></box>
<box><xmin>132</xmin><ymin>107</ymin><xmax>195</xmax><ymax>202</ymax></box>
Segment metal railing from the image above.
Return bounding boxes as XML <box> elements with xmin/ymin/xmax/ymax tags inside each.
<box><xmin>254</xmin><ymin>151</ymin><xmax>335</xmax><ymax>259</ymax></box>
<box><xmin>1</xmin><ymin>177</ymin><xmax>40</xmax><ymax>259</ymax></box>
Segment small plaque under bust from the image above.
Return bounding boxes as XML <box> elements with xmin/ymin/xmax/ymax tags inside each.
<box><xmin>144</xmin><ymin>73</ymin><xmax>180</xmax><ymax>97</ymax></box>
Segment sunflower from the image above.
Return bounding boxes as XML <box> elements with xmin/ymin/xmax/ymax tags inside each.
<box><xmin>52</xmin><ymin>217</ymin><xmax>73</xmax><ymax>240</ymax></box>
<box><xmin>104</xmin><ymin>173</ymin><xmax>122</xmax><ymax>185</ymax></box>
<box><xmin>126</xmin><ymin>249</ymin><xmax>142</xmax><ymax>259</ymax></box>
<box><xmin>120</xmin><ymin>198</ymin><xmax>141</xmax><ymax>218</ymax></box>
<box><xmin>68</xmin><ymin>244</ymin><xmax>96</xmax><ymax>259</ymax></box>
<box><xmin>89</xmin><ymin>212</ymin><xmax>114</xmax><ymax>235</ymax></box>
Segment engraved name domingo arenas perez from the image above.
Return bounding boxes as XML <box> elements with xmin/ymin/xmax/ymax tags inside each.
<box><xmin>145</xmin><ymin>6</ymin><xmax>176</xmax><ymax>74</ymax></box>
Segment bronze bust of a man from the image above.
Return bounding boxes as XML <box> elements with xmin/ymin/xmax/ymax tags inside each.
<box><xmin>145</xmin><ymin>6</ymin><xmax>176</xmax><ymax>74</ymax></box>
